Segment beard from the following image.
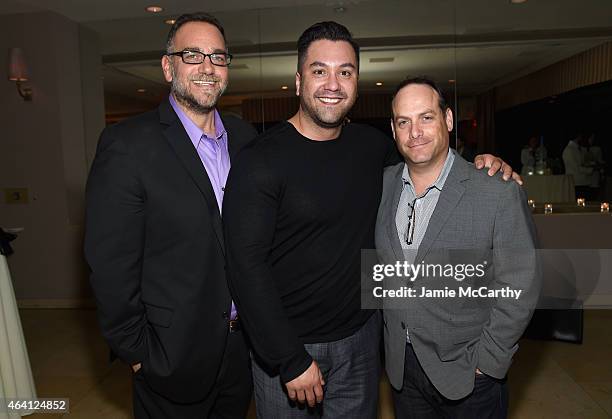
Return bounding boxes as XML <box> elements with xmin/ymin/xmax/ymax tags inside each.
<box><xmin>299</xmin><ymin>85</ymin><xmax>355</xmax><ymax>129</ymax></box>
<box><xmin>170</xmin><ymin>64</ymin><xmax>227</xmax><ymax>114</ymax></box>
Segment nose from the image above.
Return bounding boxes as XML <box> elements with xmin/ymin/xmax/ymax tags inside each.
<box><xmin>410</xmin><ymin>121</ymin><xmax>423</xmax><ymax>139</ymax></box>
<box><xmin>323</xmin><ymin>72</ymin><xmax>340</xmax><ymax>91</ymax></box>
<box><xmin>197</xmin><ymin>55</ymin><xmax>215</xmax><ymax>75</ymax></box>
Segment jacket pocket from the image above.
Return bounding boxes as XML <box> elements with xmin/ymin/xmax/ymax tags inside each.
<box><xmin>439</xmin><ymin>324</ymin><xmax>482</xmax><ymax>361</ymax></box>
<box><xmin>448</xmin><ymin>323</ymin><xmax>482</xmax><ymax>345</ymax></box>
<box><xmin>143</xmin><ymin>302</ymin><xmax>174</xmax><ymax>328</ymax></box>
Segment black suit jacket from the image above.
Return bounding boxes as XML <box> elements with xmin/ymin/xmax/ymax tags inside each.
<box><xmin>84</xmin><ymin>99</ymin><xmax>257</xmax><ymax>403</ymax></box>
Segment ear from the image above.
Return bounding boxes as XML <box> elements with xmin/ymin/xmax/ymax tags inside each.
<box><xmin>161</xmin><ymin>55</ymin><xmax>173</xmax><ymax>83</ymax></box>
<box><xmin>445</xmin><ymin>108</ymin><xmax>454</xmax><ymax>133</ymax></box>
<box><xmin>295</xmin><ymin>72</ymin><xmax>301</xmax><ymax>96</ymax></box>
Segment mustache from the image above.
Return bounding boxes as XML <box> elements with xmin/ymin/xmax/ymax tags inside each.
<box><xmin>314</xmin><ymin>90</ymin><xmax>347</xmax><ymax>99</ymax></box>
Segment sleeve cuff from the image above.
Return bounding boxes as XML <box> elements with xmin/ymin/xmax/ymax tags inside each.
<box><xmin>477</xmin><ymin>342</ymin><xmax>515</xmax><ymax>379</ymax></box>
<box><xmin>279</xmin><ymin>349</ymin><xmax>314</xmax><ymax>384</ymax></box>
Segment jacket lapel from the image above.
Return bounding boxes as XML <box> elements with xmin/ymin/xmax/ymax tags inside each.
<box><xmin>386</xmin><ymin>164</ymin><xmax>406</xmax><ymax>261</ymax></box>
<box><xmin>224</xmin><ymin>117</ymin><xmax>239</xmax><ymax>161</ymax></box>
<box><xmin>159</xmin><ymin>100</ymin><xmax>226</xmax><ymax>253</ymax></box>
<box><xmin>415</xmin><ymin>153</ymin><xmax>469</xmax><ymax>263</ymax></box>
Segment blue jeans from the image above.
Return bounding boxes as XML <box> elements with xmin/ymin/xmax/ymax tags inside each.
<box><xmin>251</xmin><ymin>311</ymin><xmax>382</xmax><ymax>419</ymax></box>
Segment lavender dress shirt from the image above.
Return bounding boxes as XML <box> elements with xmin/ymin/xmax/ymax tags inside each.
<box><xmin>169</xmin><ymin>95</ymin><xmax>237</xmax><ymax>320</ymax></box>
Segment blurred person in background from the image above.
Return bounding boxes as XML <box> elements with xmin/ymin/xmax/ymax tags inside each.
<box><xmin>563</xmin><ymin>134</ymin><xmax>593</xmax><ymax>199</ymax></box>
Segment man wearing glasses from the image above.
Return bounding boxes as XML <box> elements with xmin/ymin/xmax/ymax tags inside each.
<box><xmin>85</xmin><ymin>12</ymin><xmax>256</xmax><ymax>419</ymax></box>
<box><xmin>376</xmin><ymin>77</ymin><xmax>539</xmax><ymax>418</ymax></box>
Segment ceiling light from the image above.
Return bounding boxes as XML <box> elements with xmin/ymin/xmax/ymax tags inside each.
<box><xmin>334</xmin><ymin>6</ymin><xmax>346</xmax><ymax>13</ymax></box>
<box><xmin>510</xmin><ymin>0</ymin><xmax>527</xmax><ymax>3</ymax></box>
<box><xmin>375</xmin><ymin>82</ymin><xmax>383</xmax><ymax>86</ymax></box>
<box><xmin>145</xmin><ymin>5</ymin><xmax>163</xmax><ymax>13</ymax></box>
<box><xmin>281</xmin><ymin>86</ymin><xmax>288</xmax><ymax>90</ymax></box>
<box><xmin>165</xmin><ymin>19</ymin><xmax>176</xmax><ymax>25</ymax></box>
<box><xmin>137</xmin><ymin>88</ymin><xmax>147</xmax><ymax>93</ymax></box>
<box><xmin>448</xmin><ymin>79</ymin><xmax>456</xmax><ymax>83</ymax></box>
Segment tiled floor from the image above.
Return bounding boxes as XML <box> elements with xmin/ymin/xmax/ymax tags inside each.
<box><xmin>17</xmin><ymin>309</ymin><xmax>612</xmax><ymax>418</ymax></box>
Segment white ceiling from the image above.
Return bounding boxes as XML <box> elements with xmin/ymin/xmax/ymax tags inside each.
<box><xmin>3</xmin><ymin>0</ymin><xmax>612</xmax><ymax>116</ymax></box>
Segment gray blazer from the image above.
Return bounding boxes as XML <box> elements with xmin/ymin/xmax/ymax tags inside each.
<box><xmin>375</xmin><ymin>151</ymin><xmax>540</xmax><ymax>400</ymax></box>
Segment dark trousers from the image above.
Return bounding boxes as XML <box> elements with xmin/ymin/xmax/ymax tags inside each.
<box><xmin>251</xmin><ymin>311</ymin><xmax>382</xmax><ymax>419</ymax></box>
<box><xmin>133</xmin><ymin>330</ymin><xmax>252</xmax><ymax>419</ymax></box>
<box><xmin>393</xmin><ymin>343</ymin><xmax>508</xmax><ymax>419</ymax></box>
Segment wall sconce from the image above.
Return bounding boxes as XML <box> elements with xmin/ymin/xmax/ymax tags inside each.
<box><xmin>8</xmin><ymin>48</ymin><xmax>33</xmax><ymax>101</ymax></box>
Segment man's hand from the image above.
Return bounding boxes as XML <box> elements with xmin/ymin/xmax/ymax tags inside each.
<box><xmin>285</xmin><ymin>361</ymin><xmax>325</xmax><ymax>407</ymax></box>
<box><xmin>131</xmin><ymin>362</ymin><xmax>142</xmax><ymax>373</ymax></box>
<box><xmin>474</xmin><ymin>154</ymin><xmax>523</xmax><ymax>185</ymax></box>
<box><xmin>476</xmin><ymin>368</ymin><xmax>483</xmax><ymax>375</ymax></box>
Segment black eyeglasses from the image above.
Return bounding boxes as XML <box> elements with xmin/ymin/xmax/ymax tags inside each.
<box><xmin>404</xmin><ymin>198</ymin><xmax>417</xmax><ymax>246</ymax></box>
<box><xmin>167</xmin><ymin>50</ymin><xmax>232</xmax><ymax>67</ymax></box>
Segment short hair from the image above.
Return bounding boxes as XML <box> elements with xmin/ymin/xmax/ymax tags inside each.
<box><xmin>296</xmin><ymin>21</ymin><xmax>360</xmax><ymax>73</ymax></box>
<box><xmin>166</xmin><ymin>12</ymin><xmax>226</xmax><ymax>53</ymax></box>
<box><xmin>392</xmin><ymin>76</ymin><xmax>449</xmax><ymax>113</ymax></box>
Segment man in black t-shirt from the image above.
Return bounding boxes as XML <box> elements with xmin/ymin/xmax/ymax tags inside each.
<box><xmin>223</xmin><ymin>22</ymin><xmax>517</xmax><ymax>419</ymax></box>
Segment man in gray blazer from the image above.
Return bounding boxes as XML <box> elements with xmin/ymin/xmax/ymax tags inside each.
<box><xmin>375</xmin><ymin>77</ymin><xmax>540</xmax><ymax>418</ymax></box>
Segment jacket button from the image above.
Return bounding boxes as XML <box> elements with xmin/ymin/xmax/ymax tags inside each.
<box><xmin>401</xmin><ymin>322</ymin><xmax>406</xmax><ymax>329</ymax></box>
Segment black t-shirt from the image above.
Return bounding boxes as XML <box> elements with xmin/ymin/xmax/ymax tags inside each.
<box><xmin>223</xmin><ymin>121</ymin><xmax>399</xmax><ymax>383</ymax></box>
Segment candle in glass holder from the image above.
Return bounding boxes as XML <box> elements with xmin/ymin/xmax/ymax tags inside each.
<box><xmin>527</xmin><ymin>199</ymin><xmax>535</xmax><ymax>209</ymax></box>
<box><xmin>577</xmin><ymin>198</ymin><xmax>586</xmax><ymax>207</ymax></box>
<box><xmin>601</xmin><ymin>202</ymin><xmax>610</xmax><ymax>213</ymax></box>
<box><xmin>544</xmin><ymin>204</ymin><xmax>553</xmax><ymax>214</ymax></box>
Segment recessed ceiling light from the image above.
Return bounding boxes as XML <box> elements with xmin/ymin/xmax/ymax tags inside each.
<box><xmin>510</xmin><ymin>0</ymin><xmax>527</xmax><ymax>3</ymax></box>
<box><xmin>145</xmin><ymin>5</ymin><xmax>163</xmax><ymax>13</ymax></box>
<box><xmin>137</xmin><ymin>88</ymin><xmax>147</xmax><ymax>93</ymax></box>
<box><xmin>334</xmin><ymin>6</ymin><xmax>346</xmax><ymax>13</ymax></box>
<box><xmin>375</xmin><ymin>82</ymin><xmax>383</xmax><ymax>86</ymax></box>
<box><xmin>165</xmin><ymin>19</ymin><xmax>176</xmax><ymax>25</ymax></box>
<box><xmin>281</xmin><ymin>86</ymin><xmax>288</xmax><ymax>90</ymax></box>
<box><xmin>448</xmin><ymin>79</ymin><xmax>456</xmax><ymax>83</ymax></box>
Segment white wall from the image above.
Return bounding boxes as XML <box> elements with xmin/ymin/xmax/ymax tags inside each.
<box><xmin>0</xmin><ymin>11</ymin><xmax>105</xmax><ymax>305</ymax></box>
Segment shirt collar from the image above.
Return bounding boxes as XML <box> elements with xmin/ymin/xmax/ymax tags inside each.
<box><xmin>169</xmin><ymin>94</ymin><xmax>227</xmax><ymax>148</ymax></box>
<box><xmin>402</xmin><ymin>148</ymin><xmax>455</xmax><ymax>194</ymax></box>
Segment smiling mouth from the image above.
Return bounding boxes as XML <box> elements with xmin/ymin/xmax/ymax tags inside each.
<box><xmin>408</xmin><ymin>140</ymin><xmax>431</xmax><ymax>148</ymax></box>
<box><xmin>317</xmin><ymin>97</ymin><xmax>343</xmax><ymax>104</ymax></box>
<box><xmin>192</xmin><ymin>80</ymin><xmax>216</xmax><ymax>87</ymax></box>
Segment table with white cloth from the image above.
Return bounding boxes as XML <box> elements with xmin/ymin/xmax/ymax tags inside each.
<box><xmin>522</xmin><ymin>174</ymin><xmax>575</xmax><ymax>203</ymax></box>
<box><xmin>524</xmin><ymin>210</ymin><xmax>612</xmax><ymax>343</ymax></box>
<box><xmin>0</xmin><ymin>232</ymin><xmax>37</xmax><ymax>418</ymax></box>
<box><xmin>534</xmin><ymin>210</ymin><xmax>612</xmax><ymax>309</ymax></box>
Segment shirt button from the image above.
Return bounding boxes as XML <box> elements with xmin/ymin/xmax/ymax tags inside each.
<box><xmin>221</xmin><ymin>187</ymin><xmax>225</xmax><ymax>191</ymax></box>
